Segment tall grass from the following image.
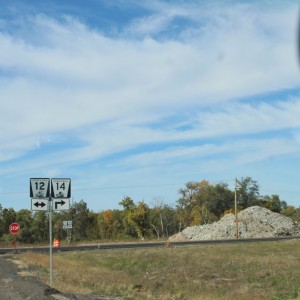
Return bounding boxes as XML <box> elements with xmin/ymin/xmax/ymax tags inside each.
<box><xmin>17</xmin><ymin>239</ymin><xmax>300</xmax><ymax>300</ymax></box>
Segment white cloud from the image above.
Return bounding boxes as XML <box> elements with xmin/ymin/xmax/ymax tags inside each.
<box><xmin>110</xmin><ymin>131</ymin><xmax>300</xmax><ymax>170</ymax></box>
<box><xmin>0</xmin><ymin>1</ymin><xmax>300</xmax><ymax>208</ymax></box>
<box><xmin>194</xmin><ymin>99</ymin><xmax>300</xmax><ymax>137</ymax></box>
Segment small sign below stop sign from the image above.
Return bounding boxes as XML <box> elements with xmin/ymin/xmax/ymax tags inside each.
<box><xmin>9</xmin><ymin>223</ymin><xmax>20</xmax><ymax>234</ymax></box>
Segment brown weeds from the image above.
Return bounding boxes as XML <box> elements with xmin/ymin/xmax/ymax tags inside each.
<box><xmin>16</xmin><ymin>239</ymin><xmax>300</xmax><ymax>299</ymax></box>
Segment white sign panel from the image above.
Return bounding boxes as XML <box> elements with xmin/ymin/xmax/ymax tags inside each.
<box><xmin>51</xmin><ymin>178</ymin><xmax>71</xmax><ymax>198</ymax></box>
<box><xmin>31</xmin><ymin>199</ymin><xmax>49</xmax><ymax>211</ymax></box>
<box><xmin>63</xmin><ymin>220</ymin><xmax>73</xmax><ymax>229</ymax></box>
<box><xmin>53</xmin><ymin>198</ymin><xmax>70</xmax><ymax>211</ymax></box>
<box><xmin>30</xmin><ymin>178</ymin><xmax>50</xmax><ymax>198</ymax></box>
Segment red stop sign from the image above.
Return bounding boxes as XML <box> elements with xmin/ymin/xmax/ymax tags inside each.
<box><xmin>9</xmin><ymin>223</ymin><xmax>20</xmax><ymax>234</ymax></box>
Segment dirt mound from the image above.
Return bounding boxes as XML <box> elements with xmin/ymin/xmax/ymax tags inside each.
<box><xmin>168</xmin><ymin>206</ymin><xmax>300</xmax><ymax>241</ymax></box>
<box><xmin>167</xmin><ymin>232</ymin><xmax>188</xmax><ymax>242</ymax></box>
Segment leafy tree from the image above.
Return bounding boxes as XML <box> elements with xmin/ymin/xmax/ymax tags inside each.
<box><xmin>176</xmin><ymin>182</ymin><xmax>201</xmax><ymax>230</ymax></box>
<box><xmin>176</xmin><ymin>180</ymin><xmax>234</xmax><ymax>229</ymax></box>
<box><xmin>119</xmin><ymin>197</ymin><xmax>151</xmax><ymax>239</ymax></box>
<box><xmin>119</xmin><ymin>196</ymin><xmax>136</xmax><ymax>211</ymax></box>
<box><xmin>236</xmin><ymin>177</ymin><xmax>260</xmax><ymax>208</ymax></box>
<box><xmin>86</xmin><ymin>211</ymin><xmax>99</xmax><ymax>240</ymax></box>
<box><xmin>52</xmin><ymin>211</ymin><xmax>67</xmax><ymax>241</ymax></box>
<box><xmin>150</xmin><ymin>203</ymin><xmax>178</xmax><ymax>238</ymax></box>
<box><xmin>111</xmin><ymin>209</ymin><xmax>128</xmax><ymax>240</ymax></box>
<box><xmin>31</xmin><ymin>211</ymin><xmax>48</xmax><ymax>243</ymax></box>
<box><xmin>149</xmin><ymin>198</ymin><xmax>163</xmax><ymax>239</ymax></box>
<box><xmin>1</xmin><ymin>208</ymin><xmax>17</xmax><ymax>235</ymax></box>
<box><xmin>0</xmin><ymin>203</ymin><xmax>3</xmax><ymax>238</ymax></box>
<box><xmin>16</xmin><ymin>209</ymin><xmax>33</xmax><ymax>243</ymax></box>
<box><xmin>119</xmin><ymin>196</ymin><xmax>137</xmax><ymax>237</ymax></box>
<box><xmin>68</xmin><ymin>200</ymin><xmax>91</xmax><ymax>241</ymax></box>
<box><xmin>195</xmin><ymin>182</ymin><xmax>234</xmax><ymax>224</ymax></box>
<box><xmin>261</xmin><ymin>195</ymin><xmax>287</xmax><ymax>213</ymax></box>
<box><xmin>99</xmin><ymin>209</ymin><xmax>114</xmax><ymax>239</ymax></box>
<box><xmin>130</xmin><ymin>201</ymin><xmax>150</xmax><ymax>239</ymax></box>
<box><xmin>281</xmin><ymin>205</ymin><xmax>300</xmax><ymax>223</ymax></box>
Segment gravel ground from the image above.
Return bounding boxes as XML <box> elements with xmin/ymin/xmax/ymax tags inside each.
<box><xmin>0</xmin><ymin>254</ymin><xmax>118</xmax><ymax>300</ymax></box>
<box><xmin>169</xmin><ymin>206</ymin><xmax>300</xmax><ymax>241</ymax></box>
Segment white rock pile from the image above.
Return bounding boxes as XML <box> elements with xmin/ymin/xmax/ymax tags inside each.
<box><xmin>169</xmin><ymin>206</ymin><xmax>300</xmax><ymax>241</ymax></box>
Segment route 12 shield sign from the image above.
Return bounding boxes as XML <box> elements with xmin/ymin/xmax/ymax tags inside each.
<box><xmin>51</xmin><ymin>178</ymin><xmax>71</xmax><ymax>198</ymax></box>
<box><xmin>30</xmin><ymin>178</ymin><xmax>50</xmax><ymax>198</ymax></box>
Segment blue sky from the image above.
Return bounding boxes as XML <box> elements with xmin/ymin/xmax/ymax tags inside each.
<box><xmin>0</xmin><ymin>0</ymin><xmax>300</xmax><ymax>212</ymax></box>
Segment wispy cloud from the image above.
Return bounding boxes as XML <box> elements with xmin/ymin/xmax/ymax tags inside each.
<box><xmin>0</xmin><ymin>0</ymin><xmax>300</xmax><ymax>208</ymax></box>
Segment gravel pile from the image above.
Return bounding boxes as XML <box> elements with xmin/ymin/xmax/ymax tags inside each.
<box><xmin>169</xmin><ymin>206</ymin><xmax>300</xmax><ymax>241</ymax></box>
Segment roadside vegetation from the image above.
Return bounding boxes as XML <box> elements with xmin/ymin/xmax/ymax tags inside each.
<box><xmin>17</xmin><ymin>239</ymin><xmax>300</xmax><ymax>300</ymax></box>
<box><xmin>1</xmin><ymin>177</ymin><xmax>299</xmax><ymax>246</ymax></box>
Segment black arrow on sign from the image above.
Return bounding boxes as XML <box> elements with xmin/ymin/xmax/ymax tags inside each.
<box><xmin>55</xmin><ymin>200</ymin><xmax>66</xmax><ymax>209</ymax></box>
<box><xmin>34</xmin><ymin>201</ymin><xmax>46</xmax><ymax>208</ymax></box>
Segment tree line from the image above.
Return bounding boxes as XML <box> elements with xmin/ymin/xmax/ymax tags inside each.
<box><xmin>0</xmin><ymin>177</ymin><xmax>299</xmax><ymax>244</ymax></box>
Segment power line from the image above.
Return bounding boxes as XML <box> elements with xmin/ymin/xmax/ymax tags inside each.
<box><xmin>0</xmin><ymin>179</ymin><xmax>298</xmax><ymax>196</ymax></box>
<box><xmin>73</xmin><ymin>183</ymin><xmax>185</xmax><ymax>191</ymax></box>
<box><xmin>0</xmin><ymin>182</ymin><xmax>186</xmax><ymax>196</ymax></box>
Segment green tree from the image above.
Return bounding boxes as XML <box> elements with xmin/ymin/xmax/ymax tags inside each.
<box><xmin>16</xmin><ymin>209</ymin><xmax>33</xmax><ymax>243</ymax></box>
<box><xmin>99</xmin><ymin>209</ymin><xmax>114</xmax><ymax>239</ymax></box>
<box><xmin>119</xmin><ymin>196</ymin><xmax>137</xmax><ymax>237</ymax></box>
<box><xmin>176</xmin><ymin>182</ymin><xmax>200</xmax><ymax>230</ymax></box>
<box><xmin>2</xmin><ymin>208</ymin><xmax>17</xmax><ymax>235</ymax></box>
<box><xmin>0</xmin><ymin>203</ymin><xmax>3</xmax><ymax>238</ymax></box>
<box><xmin>149</xmin><ymin>203</ymin><xmax>178</xmax><ymax>238</ymax></box>
<box><xmin>149</xmin><ymin>199</ymin><xmax>166</xmax><ymax>239</ymax></box>
<box><xmin>119</xmin><ymin>196</ymin><xmax>136</xmax><ymax>211</ymax></box>
<box><xmin>111</xmin><ymin>209</ymin><xmax>128</xmax><ymax>240</ymax></box>
<box><xmin>31</xmin><ymin>212</ymin><xmax>49</xmax><ymax>243</ymax></box>
<box><xmin>195</xmin><ymin>181</ymin><xmax>234</xmax><ymax>224</ymax></box>
<box><xmin>130</xmin><ymin>201</ymin><xmax>150</xmax><ymax>239</ymax></box>
<box><xmin>68</xmin><ymin>200</ymin><xmax>91</xmax><ymax>241</ymax></box>
<box><xmin>176</xmin><ymin>180</ymin><xmax>234</xmax><ymax>229</ymax></box>
<box><xmin>261</xmin><ymin>195</ymin><xmax>287</xmax><ymax>213</ymax></box>
<box><xmin>236</xmin><ymin>177</ymin><xmax>260</xmax><ymax>208</ymax></box>
<box><xmin>119</xmin><ymin>197</ymin><xmax>151</xmax><ymax>239</ymax></box>
<box><xmin>86</xmin><ymin>211</ymin><xmax>99</xmax><ymax>240</ymax></box>
<box><xmin>281</xmin><ymin>205</ymin><xmax>300</xmax><ymax>223</ymax></box>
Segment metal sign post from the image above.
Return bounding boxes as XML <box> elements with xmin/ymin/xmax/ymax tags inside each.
<box><xmin>30</xmin><ymin>178</ymin><xmax>71</xmax><ymax>287</ymax></box>
<box><xmin>63</xmin><ymin>220</ymin><xmax>73</xmax><ymax>246</ymax></box>
<box><xmin>49</xmin><ymin>198</ymin><xmax>53</xmax><ymax>287</ymax></box>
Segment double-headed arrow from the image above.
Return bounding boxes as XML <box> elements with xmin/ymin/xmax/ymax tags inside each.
<box><xmin>34</xmin><ymin>201</ymin><xmax>46</xmax><ymax>208</ymax></box>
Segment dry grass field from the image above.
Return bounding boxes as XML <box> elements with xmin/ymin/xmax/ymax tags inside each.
<box><xmin>17</xmin><ymin>239</ymin><xmax>300</xmax><ymax>300</ymax></box>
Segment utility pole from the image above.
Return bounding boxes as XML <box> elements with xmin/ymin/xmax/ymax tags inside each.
<box><xmin>234</xmin><ymin>178</ymin><xmax>239</xmax><ymax>239</ymax></box>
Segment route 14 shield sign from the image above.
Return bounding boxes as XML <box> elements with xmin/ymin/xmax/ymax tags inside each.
<box><xmin>51</xmin><ymin>178</ymin><xmax>71</xmax><ymax>198</ymax></box>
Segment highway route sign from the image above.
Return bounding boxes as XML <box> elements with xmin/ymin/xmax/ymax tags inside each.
<box><xmin>9</xmin><ymin>223</ymin><xmax>20</xmax><ymax>234</ymax></box>
<box><xmin>30</xmin><ymin>178</ymin><xmax>50</xmax><ymax>198</ymax></box>
<box><xmin>53</xmin><ymin>198</ymin><xmax>70</xmax><ymax>211</ymax></box>
<box><xmin>31</xmin><ymin>199</ymin><xmax>49</xmax><ymax>211</ymax></box>
<box><xmin>51</xmin><ymin>178</ymin><xmax>71</xmax><ymax>198</ymax></box>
